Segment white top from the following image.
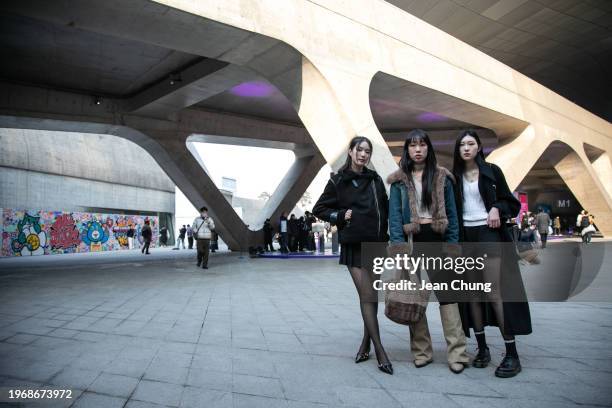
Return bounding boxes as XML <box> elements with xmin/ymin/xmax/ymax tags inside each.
<box><xmin>280</xmin><ymin>219</ymin><xmax>287</xmax><ymax>233</ymax></box>
<box><xmin>462</xmin><ymin>178</ymin><xmax>488</xmax><ymax>226</ymax></box>
<box><xmin>412</xmin><ymin>175</ymin><xmax>432</xmax><ymax>219</ymax></box>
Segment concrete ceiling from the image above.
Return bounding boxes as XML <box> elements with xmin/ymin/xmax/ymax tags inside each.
<box><xmin>385</xmin><ymin>0</ymin><xmax>612</xmax><ymax>122</ymax></box>
<box><xmin>0</xmin><ymin>13</ymin><xmax>200</xmax><ymax>97</ymax></box>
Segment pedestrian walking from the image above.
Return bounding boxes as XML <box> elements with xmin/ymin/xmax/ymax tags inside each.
<box><xmin>159</xmin><ymin>226</ymin><xmax>168</xmax><ymax>247</ymax></box>
<box><xmin>192</xmin><ymin>207</ymin><xmax>215</xmax><ymax>269</ymax></box>
<box><xmin>141</xmin><ymin>219</ymin><xmax>152</xmax><ymax>255</ymax></box>
<box><xmin>313</xmin><ymin>135</ymin><xmax>392</xmax><ymax>375</ymax></box>
<box><xmin>535</xmin><ymin>208</ymin><xmax>551</xmax><ymax>248</ymax></box>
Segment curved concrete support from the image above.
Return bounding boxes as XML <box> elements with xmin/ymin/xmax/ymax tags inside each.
<box><xmin>257</xmin><ymin>153</ymin><xmax>326</xmax><ymax>230</ymax></box>
<box><xmin>591</xmin><ymin>153</ymin><xmax>612</xmax><ymax>199</ymax></box>
<box><xmin>485</xmin><ymin>126</ymin><xmax>547</xmax><ymax>191</ymax></box>
<box><xmin>555</xmin><ymin>152</ymin><xmax>612</xmax><ymax>237</ymax></box>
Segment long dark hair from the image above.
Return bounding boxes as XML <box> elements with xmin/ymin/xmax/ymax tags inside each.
<box><xmin>399</xmin><ymin>129</ymin><xmax>437</xmax><ymax>210</ymax></box>
<box><xmin>340</xmin><ymin>136</ymin><xmax>373</xmax><ymax>172</ymax></box>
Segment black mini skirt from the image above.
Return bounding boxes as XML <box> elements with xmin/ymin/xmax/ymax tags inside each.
<box><xmin>339</xmin><ymin>242</ymin><xmax>362</xmax><ymax>268</ymax></box>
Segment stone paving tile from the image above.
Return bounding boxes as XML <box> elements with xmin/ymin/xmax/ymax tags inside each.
<box><xmin>87</xmin><ymin>373</ymin><xmax>139</xmax><ymax>398</ymax></box>
<box><xmin>49</xmin><ymin>367</ymin><xmax>101</xmax><ymax>390</ymax></box>
<box><xmin>232</xmin><ymin>373</ymin><xmax>284</xmax><ymax>398</ymax></box>
<box><xmin>179</xmin><ymin>387</ymin><xmax>233</xmax><ymax>408</ymax></box>
<box><xmin>71</xmin><ymin>391</ymin><xmax>126</xmax><ymax>408</ymax></box>
<box><xmin>143</xmin><ymin>363</ymin><xmax>189</xmax><ymax>385</ymax></box>
<box><xmin>186</xmin><ymin>368</ymin><xmax>232</xmax><ymax>391</ymax></box>
<box><xmin>131</xmin><ymin>380</ymin><xmax>184</xmax><ymax>407</ymax></box>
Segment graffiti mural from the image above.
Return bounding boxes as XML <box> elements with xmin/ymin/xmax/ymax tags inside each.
<box><xmin>50</xmin><ymin>214</ymin><xmax>81</xmax><ymax>250</ymax></box>
<box><xmin>10</xmin><ymin>213</ymin><xmax>48</xmax><ymax>256</ymax></box>
<box><xmin>0</xmin><ymin>208</ymin><xmax>158</xmax><ymax>257</ymax></box>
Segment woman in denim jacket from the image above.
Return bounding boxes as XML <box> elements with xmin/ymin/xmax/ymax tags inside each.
<box><xmin>387</xmin><ymin>129</ymin><xmax>469</xmax><ymax>374</ymax></box>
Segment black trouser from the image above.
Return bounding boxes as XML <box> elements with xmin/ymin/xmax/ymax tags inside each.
<box><xmin>141</xmin><ymin>239</ymin><xmax>151</xmax><ymax>254</ymax></box>
<box><xmin>412</xmin><ymin>224</ymin><xmax>452</xmax><ymax>306</ymax></box>
<box><xmin>280</xmin><ymin>233</ymin><xmax>288</xmax><ymax>253</ymax></box>
<box><xmin>188</xmin><ymin>236</ymin><xmax>194</xmax><ymax>249</ymax></box>
<box><xmin>264</xmin><ymin>235</ymin><xmax>273</xmax><ymax>251</ymax></box>
<box><xmin>540</xmin><ymin>233</ymin><xmax>548</xmax><ymax>248</ymax></box>
<box><xmin>196</xmin><ymin>239</ymin><xmax>210</xmax><ymax>267</ymax></box>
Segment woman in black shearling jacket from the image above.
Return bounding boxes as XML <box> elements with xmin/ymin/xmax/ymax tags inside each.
<box><xmin>313</xmin><ymin>136</ymin><xmax>392</xmax><ymax>375</ymax></box>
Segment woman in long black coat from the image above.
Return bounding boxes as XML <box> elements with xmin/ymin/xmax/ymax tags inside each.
<box><xmin>313</xmin><ymin>136</ymin><xmax>392</xmax><ymax>375</ymax></box>
<box><xmin>452</xmin><ymin>130</ymin><xmax>532</xmax><ymax>378</ymax></box>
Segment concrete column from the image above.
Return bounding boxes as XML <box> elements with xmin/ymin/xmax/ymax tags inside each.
<box><xmin>555</xmin><ymin>152</ymin><xmax>612</xmax><ymax>237</ymax></box>
<box><xmin>591</xmin><ymin>153</ymin><xmax>612</xmax><ymax>199</ymax></box>
<box><xmin>122</xmin><ymin>125</ymin><xmax>253</xmax><ymax>250</ymax></box>
<box><xmin>258</xmin><ymin>153</ymin><xmax>326</xmax><ymax>230</ymax></box>
<box><xmin>485</xmin><ymin>126</ymin><xmax>549</xmax><ymax>191</ymax></box>
<box><xmin>297</xmin><ymin>58</ymin><xmax>397</xmax><ymax>181</ymax></box>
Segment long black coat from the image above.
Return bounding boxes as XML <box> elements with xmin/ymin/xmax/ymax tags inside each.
<box><xmin>313</xmin><ymin>168</ymin><xmax>389</xmax><ymax>244</ymax></box>
<box><xmin>455</xmin><ymin>162</ymin><xmax>532</xmax><ymax>336</ymax></box>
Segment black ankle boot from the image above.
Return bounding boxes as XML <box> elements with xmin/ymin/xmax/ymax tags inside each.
<box><xmin>495</xmin><ymin>355</ymin><xmax>521</xmax><ymax>378</ymax></box>
<box><xmin>472</xmin><ymin>347</ymin><xmax>491</xmax><ymax>368</ymax></box>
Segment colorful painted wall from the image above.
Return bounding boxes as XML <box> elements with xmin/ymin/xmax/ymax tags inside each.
<box><xmin>0</xmin><ymin>209</ymin><xmax>159</xmax><ymax>257</ymax></box>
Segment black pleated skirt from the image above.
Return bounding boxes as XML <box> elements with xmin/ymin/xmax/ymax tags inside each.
<box><xmin>339</xmin><ymin>243</ymin><xmax>362</xmax><ymax>268</ymax></box>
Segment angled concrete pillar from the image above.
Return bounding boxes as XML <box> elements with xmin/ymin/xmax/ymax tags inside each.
<box><xmin>485</xmin><ymin>126</ymin><xmax>549</xmax><ymax>191</ymax></box>
<box><xmin>555</xmin><ymin>152</ymin><xmax>612</xmax><ymax>237</ymax></box>
<box><xmin>257</xmin><ymin>153</ymin><xmax>326</xmax><ymax>230</ymax></box>
<box><xmin>297</xmin><ymin>59</ymin><xmax>397</xmax><ymax>181</ymax></box>
<box><xmin>591</xmin><ymin>153</ymin><xmax>612</xmax><ymax>199</ymax></box>
<box><xmin>120</xmin><ymin>124</ymin><xmax>252</xmax><ymax>250</ymax></box>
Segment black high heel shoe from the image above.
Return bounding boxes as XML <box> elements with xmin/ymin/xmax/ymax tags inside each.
<box><xmin>378</xmin><ymin>362</ymin><xmax>393</xmax><ymax>375</ymax></box>
<box><xmin>354</xmin><ymin>351</ymin><xmax>369</xmax><ymax>363</ymax></box>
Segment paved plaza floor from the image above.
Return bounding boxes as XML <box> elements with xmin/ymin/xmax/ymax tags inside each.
<box><xmin>0</xmin><ymin>244</ymin><xmax>611</xmax><ymax>408</ymax></box>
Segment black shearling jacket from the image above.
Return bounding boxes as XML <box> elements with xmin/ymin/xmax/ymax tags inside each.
<box><xmin>313</xmin><ymin>168</ymin><xmax>388</xmax><ymax>244</ymax></box>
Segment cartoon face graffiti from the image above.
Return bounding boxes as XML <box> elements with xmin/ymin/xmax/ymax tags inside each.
<box><xmin>81</xmin><ymin>220</ymin><xmax>109</xmax><ymax>247</ymax></box>
<box><xmin>11</xmin><ymin>213</ymin><xmax>48</xmax><ymax>256</ymax></box>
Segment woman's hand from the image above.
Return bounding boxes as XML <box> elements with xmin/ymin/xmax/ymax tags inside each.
<box><xmin>487</xmin><ymin>207</ymin><xmax>501</xmax><ymax>228</ymax></box>
<box><xmin>344</xmin><ymin>209</ymin><xmax>352</xmax><ymax>221</ymax></box>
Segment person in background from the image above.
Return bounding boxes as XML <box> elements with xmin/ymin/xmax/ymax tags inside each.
<box><xmin>263</xmin><ymin>218</ymin><xmax>274</xmax><ymax>252</ymax></box>
<box><xmin>288</xmin><ymin>214</ymin><xmax>298</xmax><ymax>252</ymax></box>
<box><xmin>581</xmin><ymin>212</ymin><xmax>596</xmax><ymax>244</ymax></box>
<box><xmin>535</xmin><ymin>208</ymin><xmax>551</xmax><ymax>248</ymax></box>
<box><xmin>127</xmin><ymin>225</ymin><xmax>135</xmax><ymax>250</ymax></box>
<box><xmin>576</xmin><ymin>210</ymin><xmax>586</xmax><ymax>235</ymax></box>
<box><xmin>297</xmin><ymin>216</ymin><xmax>307</xmax><ymax>251</ymax></box>
<box><xmin>186</xmin><ymin>225</ymin><xmax>194</xmax><ymax>249</ymax></box>
<box><xmin>553</xmin><ymin>216</ymin><xmax>561</xmax><ymax>236</ymax></box>
<box><xmin>176</xmin><ymin>225</ymin><xmax>186</xmax><ymax>249</ymax></box>
<box><xmin>159</xmin><ymin>226</ymin><xmax>168</xmax><ymax>247</ymax></box>
<box><xmin>520</xmin><ymin>212</ymin><xmax>529</xmax><ymax>230</ymax></box>
<box><xmin>279</xmin><ymin>212</ymin><xmax>289</xmax><ymax>253</ymax></box>
<box><xmin>210</xmin><ymin>231</ymin><xmax>218</xmax><ymax>253</ymax></box>
<box><xmin>192</xmin><ymin>206</ymin><xmax>215</xmax><ymax>268</ymax></box>
<box><xmin>141</xmin><ymin>219</ymin><xmax>152</xmax><ymax>255</ymax></box>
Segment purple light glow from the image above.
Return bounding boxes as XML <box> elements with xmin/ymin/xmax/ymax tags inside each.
<box><xmin>417</xmin><ymin>112</ymin><xmax>447</xmax><ymax>123</ymax></box>
<box><xmin>230</xmin><ymin>81</ymin><xmax>275</xmax><ymax>98</ymax></box>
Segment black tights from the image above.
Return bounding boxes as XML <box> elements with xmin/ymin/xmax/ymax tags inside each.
<box><xmin>348</xmin><ymin>266</ymin><xmax>390</xmax><ymax>365</ymax></box>
<box><xmin>464</xmin><ymin>226</ymin><xmax>515</xmax><ymax>343</ymax></box>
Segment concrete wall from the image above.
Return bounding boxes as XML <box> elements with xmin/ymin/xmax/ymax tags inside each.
<box><xmin>0</xmin><ymin>129</ymin><xmax>175</xmax><ymax>214</ymax></box>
